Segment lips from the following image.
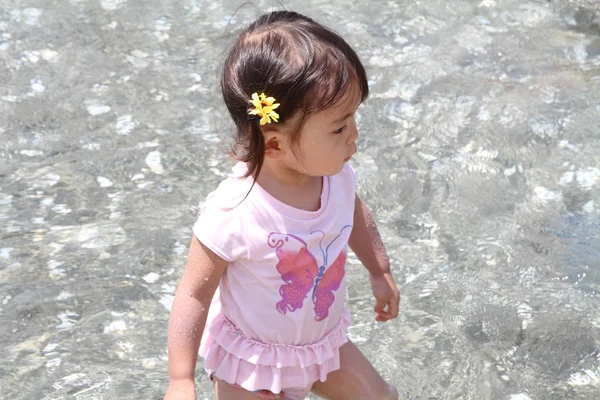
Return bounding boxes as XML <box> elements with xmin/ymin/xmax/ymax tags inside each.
<box><xmin>344</xmin><ymin>148</ymin><xmax>357</xmax><ymax>162</ymax></box>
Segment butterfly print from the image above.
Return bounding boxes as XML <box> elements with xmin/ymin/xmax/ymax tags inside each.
<box><xmin>267</xmin><ymin>226</ymin><xmax>352</xmax><ymax>321</ymax></box>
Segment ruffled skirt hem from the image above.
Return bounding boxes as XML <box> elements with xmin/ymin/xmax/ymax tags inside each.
<box><xmin>199</xmin><ymin>307</ymin><xmax>352</xmax><ymax>393</ymax></box>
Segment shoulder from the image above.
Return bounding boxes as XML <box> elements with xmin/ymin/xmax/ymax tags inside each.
<box><xmin>202</xmin><ymin>179</ymin><xmax>249</xmax><ymax>213</ymax></box>
<box><xmin>341</xmin><ymin>162</ymin><xmax>357</xmax><ymax>181</ymax></box>
<box><xmin>193</xmin><ymin>163</ymin><xmax>253</xmax><ymax>262</ymax></box>
<box><xmin>330</xmin><ymin>162</ymin><xmax>357</xmax><ymax>192</ymax></box>
<box><xmin>323</xmin><ymin>163</ymin><xmax>357</xmax><ymax>217</ymax></box>
<box><xmin>200</xmin><ymin>163</ymin><xmax>253</xmax><ymax>212</ymax></box>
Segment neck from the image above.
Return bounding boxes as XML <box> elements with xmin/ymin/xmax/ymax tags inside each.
<box><xmin>255</xmin><ymin>159</ymin><xmax>323</xmax><ymax>211</ymax></box>
<box><xmin>258</xmin><ymin>160</ymin><xmax>316</xmax><ymax>188</ymax></box>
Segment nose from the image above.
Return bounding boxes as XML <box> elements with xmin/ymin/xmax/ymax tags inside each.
<box><xmin>347</xmin><ymin>120</ymin><xmax>358</xmax><ymax>144</ymax></box>
<box><xmin>348</xmin><ymin>128</ymin><xmax>358</xmax><ymax>155</ymax></box>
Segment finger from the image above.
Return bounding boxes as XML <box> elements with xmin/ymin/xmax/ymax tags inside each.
<box><xmin>375</xmin><ymin>305</ymin><xmax>391</xmax><ymax>322</ymax></box>
<box><xmin>374</xmin><ymin>304</ymin><xmax>386</xmax><ymax>322</ymax></box>
<box><xmin>375</xmin><ymin>312</ymin><xmax>389</xmax><ymax>322</ymax></box>
<box><xmin>377</xmin><ymin>313</ymin><xmax>392</xmax><ymax>322</ymax></box>
<box><xmin>389</xmin><ymin>293</ymin><xmax>400</xmax><ymax>318</ymax></box>
<box><xmin>374</xmin><ymin>297</ymin><xmax>387</xmax><ymax>314</ymax></box>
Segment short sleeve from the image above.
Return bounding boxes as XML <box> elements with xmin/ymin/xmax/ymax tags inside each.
<box><xmin>192</xmin><ymin>193</ymin><xmax>246</xmax><ymax>263</ymax></box>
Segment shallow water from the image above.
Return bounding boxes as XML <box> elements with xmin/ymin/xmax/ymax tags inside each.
<box><xmin>1</xmin><ymin>0</ymin><xmax>600</xmax><ymax>399</ymax></box>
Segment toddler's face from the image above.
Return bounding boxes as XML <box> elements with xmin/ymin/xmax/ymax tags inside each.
<box><xmin>282</xmin><ymin>83</ymin><xmax>361</xmax><ymax>177</ymax></box>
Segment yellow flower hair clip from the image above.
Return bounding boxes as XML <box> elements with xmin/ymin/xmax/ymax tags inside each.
<box><xmin>247</xmin><ymin>92</ymin><xmax>280</xmax><ymax>125</ymax></box>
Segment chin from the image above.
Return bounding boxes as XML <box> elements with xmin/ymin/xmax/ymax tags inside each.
<box><xmin>323</xmin><ymin>163</ymin><xmax>346</xmax><ymax>176</ymax></box>
<box><xmin>303</xmin><ymin>161</ymin><xmax>346</xmax><ymax>177</ymax></box>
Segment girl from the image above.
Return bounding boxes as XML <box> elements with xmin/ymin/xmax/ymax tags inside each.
<box><xmin>165</xmin><ymin>11</ymin><xmax>400</xmax><ymax>400</ymax></box>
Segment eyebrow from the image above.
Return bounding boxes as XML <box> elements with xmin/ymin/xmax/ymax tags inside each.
<box><xmin>331</xmin><ymin>112</ymin><xmax>353</xmax><ymax>125</ymax></box>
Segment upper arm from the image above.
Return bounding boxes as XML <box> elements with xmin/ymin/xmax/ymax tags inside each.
<box><xmin>349</xmin><ymin>194</ymin><xmax>362</xmax><ymax>248</ymax></box>
<box><xmin>352</xmin><ymin>193</ymin><xmax>365</xmax><ymax>224</ymax></box>
<box><xmin>354</xmin><ymin>193</ymin><xmax>361</xmax><ymax>211</ymax></box>
<box><xmin>177</xmin><ymin>234</ymin><xmax>229</xmax><ymax>304</ymax></box>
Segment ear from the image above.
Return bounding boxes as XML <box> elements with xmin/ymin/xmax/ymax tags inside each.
<box><xmin>263</xmin><ymin>131</ymin><xmax>285</xmax><ymax>160</ymax></box>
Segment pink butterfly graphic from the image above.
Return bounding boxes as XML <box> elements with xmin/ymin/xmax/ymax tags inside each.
<box><xmin>268</xmin><ymin>226</ymin><xmax>352</xmax><ymax>321</ymax></box>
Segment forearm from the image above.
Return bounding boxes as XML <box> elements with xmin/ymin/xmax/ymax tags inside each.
<box><xmin>167</xmin><ymin>290</ymin><xmax>211</xmax><ymax>380</ymax></box>
<box><xmin>167</xmin><ymin>236</ymin><xmax>226</xmax><ymax>381</ymax></box>
<box><xmin>348</xmin><ymin>194</ymin><xmax>391</xmax><ymax>276</ymax></box>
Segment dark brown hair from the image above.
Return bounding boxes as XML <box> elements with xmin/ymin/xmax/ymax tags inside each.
<box><xmin>221</xmin><ymin>11</ymin><xmax>369</xmax><ymax>179</ymax></box>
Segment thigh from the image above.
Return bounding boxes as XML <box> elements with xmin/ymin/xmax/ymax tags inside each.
<box><xmin>213</xmin><ymin>377</ymin><xmax>281</xmax><ymax>400</ymax></box>
<box><xmin>310</xmin><ymin>341</ymin><xmax>398</xmax><ymax>400</ymax></box>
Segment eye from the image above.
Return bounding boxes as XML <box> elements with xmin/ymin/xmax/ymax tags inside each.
<box><xmin>332</xmin><ymin>125</ymin><xmax>346</xmax><ymax>134</ymax></box>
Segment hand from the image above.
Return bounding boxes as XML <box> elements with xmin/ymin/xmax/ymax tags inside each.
<box><xmin>370</xmin><ymin>272</ymin><xmax>400</xmax><ymax>322</ymax></box>
<box><xmin>164</xmin><ymin>378</ymin><xmax>196</xmax><ymax>400</ymax></box>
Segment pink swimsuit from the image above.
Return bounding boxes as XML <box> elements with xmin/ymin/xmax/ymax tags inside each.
<box><xmin>193</xmin><ymin>163</ymin><xmax>357</xmax><ymax>399</ymax></box>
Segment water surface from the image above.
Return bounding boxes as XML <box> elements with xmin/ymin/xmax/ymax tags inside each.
<box><xmin>1</xmin><ymin>0</ymin><xmax>600</xmax><ymax>399</ymax></box>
